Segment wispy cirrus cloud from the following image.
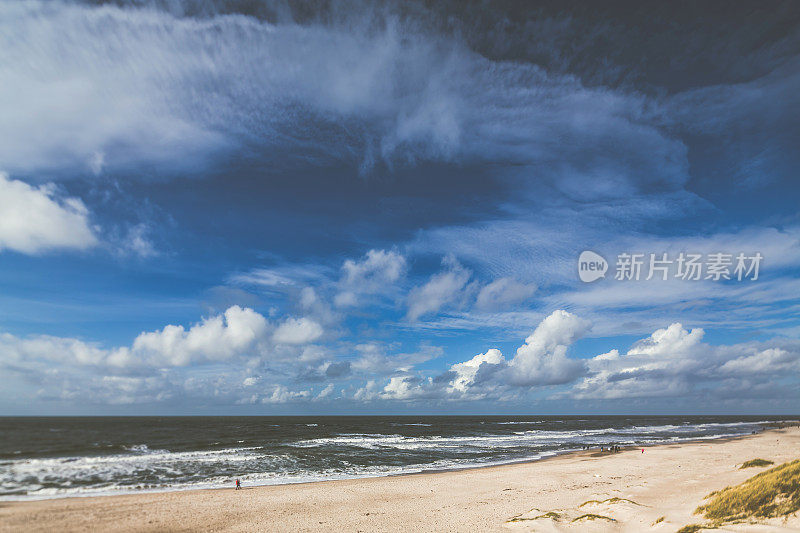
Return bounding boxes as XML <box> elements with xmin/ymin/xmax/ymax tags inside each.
<box><xmin>0</xmin><ymin>0</ymin><xmax>690</xmax><ymax>192</ymax></box>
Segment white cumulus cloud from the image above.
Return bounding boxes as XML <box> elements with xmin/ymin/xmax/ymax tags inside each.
<box><xmin>0</xmin><ymin>172</ymin><xmax>97</xmax><ymax>254</ymax></box>
<box><xmin>336</xmin><ymin>249</ymin><xmax>406</xmax><ymax>307</ymax></box>
<box><xmin>449</xmin><ymin>348</ymin><xmax>505</xmax><ymax>392</ymax></box>
<box><xmin>272</xmin><ymin>317</ymin><xmax>324</xmax><ymax>345</ymax></box>
<box><xmin>571</xmin><ymin>323</ymin><xmax>800</xmax><ymax>400</ymax></box>
<box><xmin>133</xmin><ymin>305</ymin><xmax>269</xmax><ymax>366</ymax></box>
<box><xmin>507</xmin><ymin>310</ymin><xmax>591</xmax><ymax>386</ymax></box>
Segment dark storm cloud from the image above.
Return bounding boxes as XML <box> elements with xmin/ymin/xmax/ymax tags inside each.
<box><xmin>325</xmin><ymin>360</ymin><xmax>351</xmax><ymax>378</ymax></box>
<box><xmin>4</xmin><ymin>0</ymin><xmax>795</xmax><ymax>227</ymax></box>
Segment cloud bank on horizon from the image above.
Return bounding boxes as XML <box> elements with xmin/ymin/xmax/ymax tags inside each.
<box><xmin>4</xmin><ymin>304</ymin><xmax>799</xmax><ymax>409</ymax></box>
<box><xmin>0</xmin><ymin>0</ymin><xmax>798</xmax><ymax>414</ymax></box>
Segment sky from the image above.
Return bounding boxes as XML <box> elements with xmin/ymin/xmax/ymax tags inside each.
<box><xmin>1</xmin><ymin>0</ymin><xmax>799</xmax><ymax>415</ymax></box>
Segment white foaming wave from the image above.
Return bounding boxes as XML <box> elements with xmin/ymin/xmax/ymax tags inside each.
<box><xmin>122</xmin><ymin>444</ymin><xmax>158</xmax><ymax>453</ymax></box>
<box><xmin>0</xmin><ymin>445</ymin><xmax>293</xmax><ymax>500</ymax></box>
<box><xmin>1</xmin><ymin>421</ymin><xmax>775</xmax><ymax>501</ymax></box>
<box><xmin>291</xmin><ymin>431</ymin><xmax>600</xmax><ymax>450</ymax></box>
<box><xmin>291</xmin><ymin>421</ymin><xmax>769</xmax><ymax>450</ymax></box>
<box><xmin>690</xmin><ymin>420</ymin><xmax>778</xmax><ymax>429</ymax></box>
<box><xmin>1</xmin><ymin>450</ymin><xmax>561</xmax><ymax>502</ymax></box>
<box><xmin>611</xmin><ymin>421</ymin><xmax>773</xmax><ymax>435</ymax></box>
<box><xmin>5</xmin><ymin>445</ymin><xmax>269</xmax><ymax>475</ymax></box>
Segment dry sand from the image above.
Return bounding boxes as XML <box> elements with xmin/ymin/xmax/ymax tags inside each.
<box><xmin>2</xmin><ymin>427</ymin><xmax>799</xmax><ymax>533</ymax></box>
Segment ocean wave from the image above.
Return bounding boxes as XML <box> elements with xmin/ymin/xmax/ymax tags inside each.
<box><xmin>288</xmin><ymin>421</ymin><xmax>765</xmax><ymax>451</ymax></box>
<box><xmin>0</xmin><ymin>419</ymin><xmax>776</xmax><ymax>501</ymax></box>
<box><xmin>0</xmin><ymin>450</ymin><xmax>561</xmax><ymax>502</ymax></box>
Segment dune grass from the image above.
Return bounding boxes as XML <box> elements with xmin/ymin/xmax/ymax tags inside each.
<box><xmin>579</xmin><ymin>496</ymin><xmax>640</xmax><ymax>507</ymax></box>
<box><xmin>675</xmin><ymin>525</ymin><xmax>704</xmax><ymax>533</ymax></box>
<box><xmin>571</xmin><ymin>513</ymin><xmax>616</xmax><ymax>522</ymax></box>
<box><xmin>507</xmin><ymin>511</ymin><xmax>561</xmax><ymax>522</ymax></box>
<box><xmin>652</xmin><ymin>515</ymin><xmax>665</xmax><ymax>524</ymax></box>
<box><xmin>696</xmin><ymin>458</ymin><xmax>800</xmax><ymax>522</ymax></box>
<box><xmin>740</xmin><ymin>458</ymin><xmax>774</xmax><ymax>469</ymax></box>
<box><xmin>532</xmin><ymin>511</ymin><xmax>561</xmax><ymax>520</ymax></box>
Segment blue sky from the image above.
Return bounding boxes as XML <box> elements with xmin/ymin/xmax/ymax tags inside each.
<box><xmin>1</xmin><ymin>0</ymin><xmax>799</xmax><ymax>415</ymax></box>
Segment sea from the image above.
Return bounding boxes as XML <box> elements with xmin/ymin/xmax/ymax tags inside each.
<box><xmin>1</xmin><ymin>415</ymin><xmax>794</xmax><ymax>501</ymax></box>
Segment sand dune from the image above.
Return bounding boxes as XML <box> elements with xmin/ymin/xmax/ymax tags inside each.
<box><xmin>2</xmin><ymin>427</ymin><xmax>798</xmax><ymax>532</ymax></box>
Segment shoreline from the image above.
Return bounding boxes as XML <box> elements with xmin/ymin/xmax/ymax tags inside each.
<box><xmin>2</xmin><ymin>426</ymin><xmax>799</xmax><ymax>532</ymax></box>
<box><xmin>3</xmin><ymin>426</ymin><xmax>781</xmax><ymax>504</ymax></box>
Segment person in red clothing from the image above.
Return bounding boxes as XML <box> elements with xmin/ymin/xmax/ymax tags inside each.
<box><xmin>235</xmin><ymin>478</ymin><xmax>241</xmax><ymax>490</ymax></box>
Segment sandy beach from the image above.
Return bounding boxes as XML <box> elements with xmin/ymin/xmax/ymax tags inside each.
<box><xmin>2</xmin><ymin>426</ymin><xmax>798</xmax><ymax>533</ymax></box>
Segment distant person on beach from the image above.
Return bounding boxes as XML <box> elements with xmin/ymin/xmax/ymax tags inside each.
<box><xmin>235</xmin><ymin>479</ymin><xmax>241</xmax><ymax>490</ymax></box>
<box><xmin>641</xmin><ymin>448</ymin><xmax>645</xmax><ymax>454</ymax></box>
